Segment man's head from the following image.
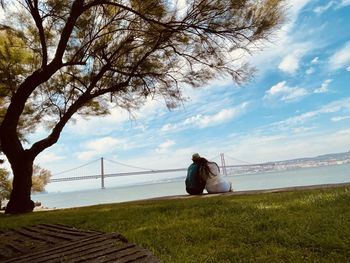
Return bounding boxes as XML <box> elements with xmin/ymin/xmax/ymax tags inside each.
<box><xmin>192</xmin><ymin>153</ymin><xmax>201</xmax><ymax>162</ymax></box>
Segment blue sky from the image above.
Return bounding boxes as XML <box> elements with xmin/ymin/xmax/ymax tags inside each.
<box><xmin>2</xmin><ymin>1</ymin><xmax>350</xmax><ymax>187</ymax></box>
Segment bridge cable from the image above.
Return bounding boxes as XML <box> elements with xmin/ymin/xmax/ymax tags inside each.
<box><xmin>224</xmin><ymin>154</ymin><xmax>253</xmax><ymax>165</ymax></box>
<box><xmin>104</xmin><ymin>158</ymin><xmax>156</xmax><ymax>171</ymax></box>
<box><xmin>52</xmin><ymin>158</ymin><xmax>101</xmax><ymax>176</ymax></box>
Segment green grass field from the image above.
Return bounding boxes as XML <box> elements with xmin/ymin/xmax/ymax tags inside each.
<box><xmin>1</xmin><ymin>186</ymin><xmax>350</xmax><ymax>262</ymax></box>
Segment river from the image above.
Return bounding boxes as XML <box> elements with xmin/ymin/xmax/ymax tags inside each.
<box><xmin>32</xmin><ymin>163</ymin><xmax>350</xmax><ymax>209</ymax></box>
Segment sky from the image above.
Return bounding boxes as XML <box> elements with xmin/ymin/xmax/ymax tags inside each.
<box><xmin>1</xmin><ymin>0</ymin><xmax>350</xmax><ymax>191</ymax></box>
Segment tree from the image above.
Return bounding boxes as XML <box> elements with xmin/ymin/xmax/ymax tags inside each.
<box><xmin>0</xmin><ymin>164</ymin><xmax>52</xmax><ymax>207</ymax></box>
<box><xmin>0</xmin><ymin>0</ymin><xmax>284</xmax><ymax>214</ymax></box>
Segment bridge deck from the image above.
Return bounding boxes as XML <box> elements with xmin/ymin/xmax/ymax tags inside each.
<box><xmin>0</xmin><ymin>224</ymin><xmax>160</xmax><ymax>263</ymax></box>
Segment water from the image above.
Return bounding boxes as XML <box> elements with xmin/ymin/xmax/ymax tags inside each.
<box><xmin>32</xmin><ymin>164</ymin><xmax>350</xmax><ymax>209</ymax></box>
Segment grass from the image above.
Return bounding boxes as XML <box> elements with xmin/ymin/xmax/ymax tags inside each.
<box><xmin>1</xmin><ymin>186</ymin><xmax>350</xmax><ymax>262</ymax></box>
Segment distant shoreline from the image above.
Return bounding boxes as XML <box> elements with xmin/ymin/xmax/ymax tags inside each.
<box><xmin>3</xmin><ymin>182</ymin><xmax>349</xmax><ymax>213</ymax></box>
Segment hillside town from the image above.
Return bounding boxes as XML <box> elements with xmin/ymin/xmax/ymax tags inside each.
<box><xmin>227</xmin><ymin>151</ymin><xmax>350</xmax><ymax>175</ymax></box>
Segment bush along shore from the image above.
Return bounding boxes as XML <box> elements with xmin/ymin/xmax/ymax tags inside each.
<box><xmin>1</xmin><ymin>186</ymin><xmax>350</xmax><ymax>262</ymax></box>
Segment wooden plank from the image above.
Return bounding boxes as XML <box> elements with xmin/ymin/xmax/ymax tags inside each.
<box><xmin>0</xmin><ymin>246</ymin><xmax>18</xmax><ymax>260</ymax></box>
<box><xmin>43</xmin><ymin>235</ymin><xmax>128</xmax><ymax>263</ymax></box>
<box><xmin>97</xmin><ymin>248</ymin><xmax>159</xmax><ymax>263</ymax></box>
<box><xmin>28</xmin><ymin>225</ymin><xmax>89</xmax><ymax>241</ymax></box>
<box><xmin>14</xmin><ymin>228</ymin><xmax>62</xmax><ymax>244</ymax></box>
<box><xmin>0</xmin><ymin>233</ymin><xmax>47</xmax><ymax>258</ymax></box>
<box><xmin>2</xmin><ymin>234</ymin><xmax>120</xmax><ymax>263</ymax></box>
<box><xmin>37</xmin><ymin>224</ymin><xmax>101</xmax><ymax>236</ymax></box>
<box><xmin>56</xmin><ymin>243</ymin><xmax>135</xmax><ymax>263</ymax></box>
<box><xmin>4</xmin><ymin>241</ymin><xmax>31</xmax><ymax>254</ymax></box>
<box><xmin>0</xmin><ymin>225</ymin><xmax>160</xmax><ymax>263</ymax></box>
<box><xmin>2</xmin><ymin>234</ymin><xmax>104</xmax><ymax>263</ymax></box>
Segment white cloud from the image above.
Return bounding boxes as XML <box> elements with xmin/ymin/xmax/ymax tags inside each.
<box><xmin>224</xmin><ymin>128</ymin><xmax>350</xmax><ymax>163</ymax></box>
<box><xmin>278</xmin><ymin>48</ymin><xmax>312</xmax><ymax>75</ymax></box>
<box><xmin>116</xmin><ymin>146</ymin><xmax>198</xmax><ymax>170</ymax></box>
<box><xmin>314</xmin><ymin>79</ymin><xmax>332</xmax><ymax>93</ymax></box>
<box><xmin>287</xmin><ymin>0</ymin><xmax>313</xmax><ymax>21</ymax></box>
<box><xmin>282</xmin><ymin>88</ymin><xmax>308</xmax><ymax>101</ymax></box>
<box><xmin>266</xmin><ymin>81</ymin><xmax>289</xmax><ymax>95</ymax></box>
<box><xmin>338</xmin><ymin>0</ymin><xmax>350</xmax><ymax>7</ymax></box>
<box><xmin>347</xmin><ymin>66</ymin><xmax>350</xmax><ymax>72</ymax></box>
<box><xmin>277</xmin><ymin>0</ymin><xmax>313</xmax><ymax>37</ymax></box>
<box><xmin>195</xmin><ymin>107</ymin><xmax>245</xmax><ymax>127</ymax></box>
<box><xmin>86</xmin><ymin>137</ymin><xmax>124</xmax><ymax>152</ymax></box>
<box><xmin>156</xmin><ymin>140</ymin><xmax>175</xmax><ymax>153</ymax></box>
<box><xmin>306</xmin><ymin>67</ymin><xmax>315</xmax><ymax>75</ymax></box>
<box><xmin>319</xmin><ymin>97</ymin><xmax>350</xmax><ymax>113</ymax></box>
<box><xmin>265</xmin><ymin>81</ymin><xmax>308</xmax><ymax>102</ymax></box>
<box><xmin>249</xmin><ymin>97</ymin><xmax>350</xmax><ymax>144</ymax></box>
<box><xmin>313</xmin><ymin>1</ymin><xmax>335</xmax><ymax>14</ymax></box>
<box><xmin>160</xmin><ymin>123</ymin><xmax>176</xmax><ymax>132</ymax></box>
<box><xmin>77</xmin><ymin>137</ymin><xmax>127</xmax><ymax>161</ymax></box>
<box><xmin>329</xmin><ymin>42</ymin><xmax>350</xmax><ymax>70</ymax></box>
<box><xmin>67</xmin><ymin>106</ymin><xmax>131</xmax><ymax>136</ymax></box>
<box><xmin>269</xmin><ymin>97</ymin><xmax>350</xmax><ymax>130</ymax></box>
<box><xmin>292</xmin><ymin>126</ymin><xmax>315</xmax><ymax>133</ymax></box>
<box><xmin>313</xmin><ymin>0</ymin><xmax>350</xmax><ymax>14</ymax></box>
<box><xmin>306</xmin><ymin>57</ymin><xmax>320</xmax><ymax>75</ymax></box>
<box><xmin>229</xmin><ymin>0</ymin><xmax>313</xmax><ymax>77</ymax></box>
<box><xmin>331</xmin><ymin>116</ymin><xmax>350</xmax><ymax>122</ymax></box>
<box><xmin>175</xmin><ymin>0</ymin><xmax>188</xmax><ymax>17</ymax></box>
<box><xmin>311</xmin><ymin>57</ymin><xmax>319</xmax><ymax>64</ymax></box>
<box><xmin>278</xmin><ymin>52</ymin><xmax>301</xmax><ymax>74</ymax></box>
<box><xmin>277</xmin><ymin>111</ymin><xmax>318</xmax><ymax>128</ymax></box>
<box><xmin>161</xmin><ymin>103</ymin><xmax>249</xmax><ymax>132</ymax></box>
<box><xmin>135</xmin><ymin>97</ymin><xmax>167</xmax><ymax>119</ymax></box>
<box><xmin>36</xmin><ymin>152</ymin><xmax>66</xmax><ymax>165</ymax></box>
<box><xmin>163</xmin><ymin>110</ymin><xmax>227</xmax><ymax>131</ymax></box>
<box><xmin>66</xmin><ymin>97</ymin><xmax>168</xmax><ymax>137</ymax></box>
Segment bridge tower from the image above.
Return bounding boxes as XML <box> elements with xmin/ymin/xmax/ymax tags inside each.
<box><xmin>220</xmin><ymin>153</ymin><xmax>227</xmax><ymax>176</ymax></box>
<box><xmin>100</xmin><ymin>157</ymin><xmax>105</xmax><ymax>189</ymax></box>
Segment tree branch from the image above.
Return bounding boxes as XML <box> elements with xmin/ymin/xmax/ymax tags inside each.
<box><xmin>28</xmin><ymin>80</ymin><xmax>128</xmax><ymax>156</ymax></box>
<box><xmin>53</xmin><ymin>0</ymin><xmax>84</xmax><ymax>64</ymax></box>
<box><xmin>25</xmin><ymin>0</ymin><xmax>48</xmax><ymax>66</ymax></box>
<box><xmin>84</xmin><ymin>0</ymin><xmax>171</xmax><ymax>28</ymax></box>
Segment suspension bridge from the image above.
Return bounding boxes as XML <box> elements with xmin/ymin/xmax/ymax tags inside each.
<box><xmin>49</xmin><ymin>154</ymin><xmax>274</xmax><ymax>189</ymax></box>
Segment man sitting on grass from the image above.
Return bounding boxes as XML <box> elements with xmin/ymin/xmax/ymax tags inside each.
<box><xmin>185</xmin><ymin>153</ymin><xmax>206</xmax><ymax>195</ymax></box>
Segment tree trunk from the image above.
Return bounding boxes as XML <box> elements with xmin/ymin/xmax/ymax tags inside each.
<box><xmin>5</xmin><ymin>157</ymin><xmax>34</xmax><ymax>214</ymax></box>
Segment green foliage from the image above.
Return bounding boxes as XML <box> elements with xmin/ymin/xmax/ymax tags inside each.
<box><xmin>0</xmin><ymin>167</ymin><xmax>11</xmax><ymax>203</ymax></box>
<box><xmin>0</xmin><ymin>31</ymin><xmax>39</xmax><ymax>142</ymax></box>
<box><xmin>0</xmin><ymin>164</ymin><xmax>51</xmax><ymax>201</ymax></box>
<box><xmin>0</xmin><ymin>0</ymin><xmax>285</xmax><ymax>139</ymax></box>
<box><xmin>1</xmin><ymin>187</ymin><xmax>349</xmax><ymax>262</ymax></box>
<box><xmin>0</xmin><ymin>31</ymin><xmax>33</xmax><ymax>98</ymax></box>
<box><xmin>31</xmin><ymin>165</ymin><xmax>52</xmax><ymax>193</ymax></box>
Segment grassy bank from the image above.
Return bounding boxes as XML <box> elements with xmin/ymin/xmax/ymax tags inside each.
<box><xmin>1</xmin><ymin>186</ymin><xmax>350</xmax><ymax>262</ymax></box>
